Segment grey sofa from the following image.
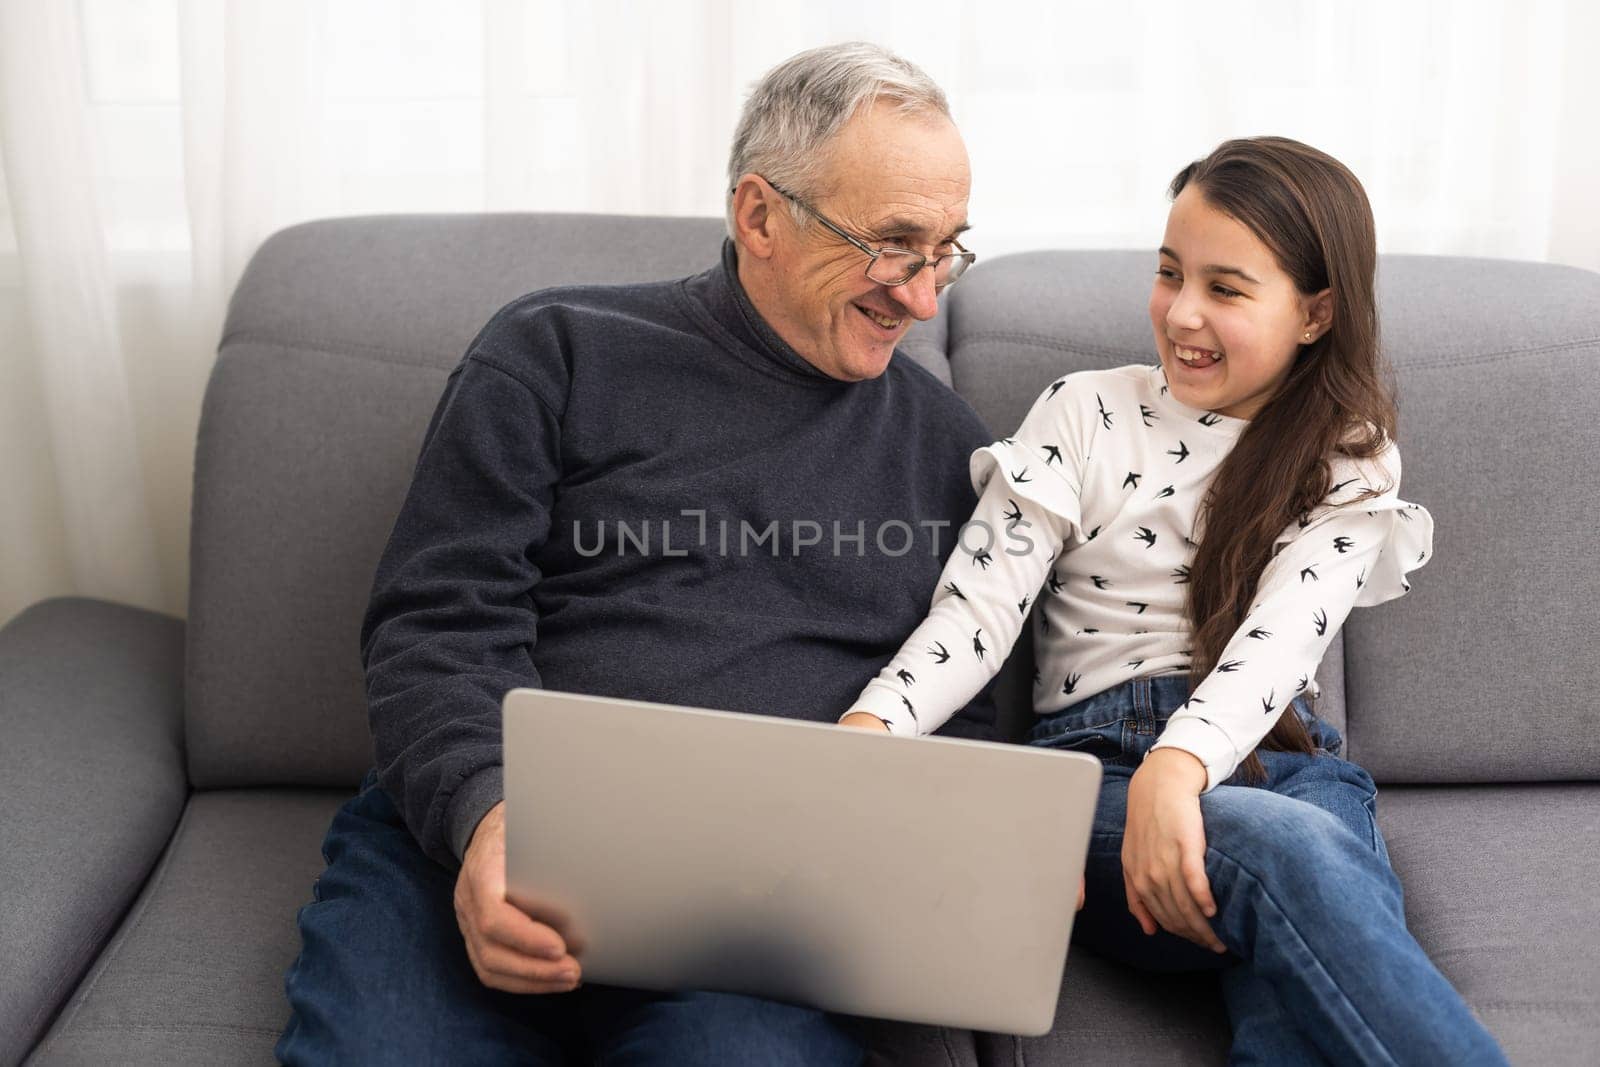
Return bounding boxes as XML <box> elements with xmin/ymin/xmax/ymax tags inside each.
<box><xmin>4</xmin><ymin>213</ymin><xmax>1598</xmax><ymax>1066</ymax></box>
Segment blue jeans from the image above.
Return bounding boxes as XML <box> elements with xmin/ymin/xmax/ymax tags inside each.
<box><xmin>276</xmin><ymin>771</ymin><xmax>864</xmax><ymax>1065</ymax></box>
<box><xmin>1031</xmin><ymin>674</ymin><xmax>1507</xmax><ymax>1067</ymax></box>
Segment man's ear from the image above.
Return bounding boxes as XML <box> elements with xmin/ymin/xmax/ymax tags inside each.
<box><xmin>731</xmin><ymin>174</ymin><xmax>778</xmax><ymax>260</ymax></box>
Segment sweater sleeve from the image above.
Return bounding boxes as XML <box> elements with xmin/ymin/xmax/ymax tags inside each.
<box><xmin>1151</xmin><ymin>444</ymin><xmax>1434</xmax><ymax>790</ymax></box>
<box><xmin>842</xmin><ymin>375</ymin><xmax>1093</xmax><ymax>734</ymax></box>
<box><xmin>360</xmin><ymin>352</ymin><xmax>563</xmax><ymax>867</ymax></box>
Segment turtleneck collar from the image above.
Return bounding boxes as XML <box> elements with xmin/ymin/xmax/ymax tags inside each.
<box><xmin>681</xmin><ymin>239</ymin><xmax>842</xmax><ymax>386</ymax></box>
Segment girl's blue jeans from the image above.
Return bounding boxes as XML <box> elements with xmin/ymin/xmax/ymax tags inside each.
<box><xmin>1031</xmin><ymin>673</ymin><xmax>1508</xmax><ymax>1066</ymax></box>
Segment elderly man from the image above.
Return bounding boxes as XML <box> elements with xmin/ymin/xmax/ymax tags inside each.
<box><xmin>278</xmin><ymin>42</ymin><xmax>995</xmax><ymax>1064</ymax></box>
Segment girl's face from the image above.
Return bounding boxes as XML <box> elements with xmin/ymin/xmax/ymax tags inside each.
<box><xmin>1148</xmin><ymin>185</ymin><xmax>1332</xmax><ymax>420</ymax></box>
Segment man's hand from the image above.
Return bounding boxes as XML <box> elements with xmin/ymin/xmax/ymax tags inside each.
<box><xmin>455</xmin><ymin>801</ymin><xmax>583</xmax><ymax>993</ymax></box>
<box><xmin>1121</xmin><ymin>749</ymin><xmax>1227</xmax><ymax>953</ymax></box>
<box><xmin>839</xmin><ymin>711</ymin><xmax>891</xmax><ymax>732</ymax></box>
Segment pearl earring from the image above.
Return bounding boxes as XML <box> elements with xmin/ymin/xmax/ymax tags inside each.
<box><xmin>1303</xmin><ymin>332</ymin><xmax>1313</xmax><ymax>341</ymax></box>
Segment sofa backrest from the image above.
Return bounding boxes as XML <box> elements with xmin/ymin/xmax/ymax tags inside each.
<box><xmin>1335</xmin><ymin>256</ymin><xmax>1600</xmax><ymax>783</ymax></box>
<box><xmin>943</xmin><ymin>250</ymin><xmax>1600</xmax><ymax>785</ymax></box>
<box><xmin>189</xmin><ymin>214</ymin><xmax>1600</xmax><ymax>789</ymax></box>
<box><xmin>187</xmin><ymin>216</ymin><xmax>718</xmax><ymax>786</ymax></box>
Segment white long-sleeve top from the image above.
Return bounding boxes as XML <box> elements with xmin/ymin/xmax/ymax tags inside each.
<box><xmin>847</xmin><ymin>364</ymin><xmax>1433</xmax><ymax>791</ymax></box>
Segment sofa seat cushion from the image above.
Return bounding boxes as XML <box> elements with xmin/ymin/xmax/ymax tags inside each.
<box><xmin>976</xmin><ymin>949</ymin><xmax>1229</xmax><ymax>1065</ymax></box>
<box><xmin>27</xmin><ymin>790</ymin><xmax>346</xmax><ymax>1065</ymax></box>
<box><xmin>1376</xmin><ymin>783</ymin><xmax>1600</xmax><ymax>1066</ymax></box>
<box><xmin>24</xmin><ymin>787</ymin><xmax>976</xmax><ymax>1066</ymax></box>
<box><xmin>978</xmin><ymin>783</ymin><xmax>1598</xmax><ymax>1066</ymax></box>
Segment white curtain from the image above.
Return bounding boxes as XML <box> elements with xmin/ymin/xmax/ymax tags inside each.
<box><xmin>1</xmin><ymin>0</ymin><xmax>1595</xmax><ymax>624</ymax></box>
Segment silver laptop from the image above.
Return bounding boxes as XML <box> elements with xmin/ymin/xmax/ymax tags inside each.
<box><xmin>503</xmin><ymin>688</ymin><xmax>1101</xmax><ymax>1036</ymax></box>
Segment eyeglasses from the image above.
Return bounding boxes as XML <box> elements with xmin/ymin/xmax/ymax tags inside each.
<box><xmin>758</xmin><ymin>177</ymin><xmax>976</xmax><ymax>291</ymax></box>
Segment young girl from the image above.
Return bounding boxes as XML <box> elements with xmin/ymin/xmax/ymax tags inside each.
<box><xmin>840</xmin><ymin>137</ymin><xmax>1507</xmax><ymax>1065</ymax></box>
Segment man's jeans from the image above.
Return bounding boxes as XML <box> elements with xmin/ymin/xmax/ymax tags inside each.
<box><xmin>276</xmin><ymin>771</ymin><xmax>864</xmax><ymax>1065</ymax></box>
<box><xmin>1031</xmin><ymin>673</ymin><xmax>1508</xmax><ymax>1067</ymax></box>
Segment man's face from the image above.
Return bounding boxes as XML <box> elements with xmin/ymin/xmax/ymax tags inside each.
<box><xmin>763</xmin><ymin>102</ymin><xmax>971</xmax><ymax>382</ymax></box>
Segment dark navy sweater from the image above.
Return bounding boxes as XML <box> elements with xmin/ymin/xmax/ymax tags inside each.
<box><xmin>361</xmin><ymin>240</ymin><xmax>997</xmax><ymax>867</ymax></box>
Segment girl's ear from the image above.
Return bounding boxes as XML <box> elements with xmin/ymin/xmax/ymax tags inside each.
<box><xmin>1304</xmin><ymin>288</ymin><xmax>1335</xmax><ymax>340</ymax></box>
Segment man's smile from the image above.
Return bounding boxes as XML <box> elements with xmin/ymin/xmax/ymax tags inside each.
<box><xmin>855</xmin><ymin>303</ymin><xmax>906</xmax><ymax>332</ymax></box>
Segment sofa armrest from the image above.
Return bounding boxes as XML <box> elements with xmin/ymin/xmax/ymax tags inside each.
<box><xmin>0</xmin><ymin>597</ymin><xmax>187</xmax><ymax>1066</ymax></box>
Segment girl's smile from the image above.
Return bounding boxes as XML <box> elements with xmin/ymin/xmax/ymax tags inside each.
<box><xmin>1172</xmin><ymin>343</ymin><xmax>1224</xmax><ymax>369</ymax></box>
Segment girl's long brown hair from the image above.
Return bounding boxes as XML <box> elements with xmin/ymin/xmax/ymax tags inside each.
<box><xmin>1175</xmin><ymin>137</ymin><xmax>1397</xmax><ymax>782</ymax></box>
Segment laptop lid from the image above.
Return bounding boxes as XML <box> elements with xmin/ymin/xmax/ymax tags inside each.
<box><xmin>503</xmin><ymin>688</ymin><xmax>1099</xmax><ymax>1036</ymax></box>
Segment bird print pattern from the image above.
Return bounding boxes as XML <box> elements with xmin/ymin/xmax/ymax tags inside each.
<box><xmin>848</xmin><ymin>364</ymin><xmax>1434</xmax><ymax>792</ymax></box>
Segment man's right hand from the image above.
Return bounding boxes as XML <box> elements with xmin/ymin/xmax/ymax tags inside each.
<box><xmin>455</xmin><ymin>801</ymin><xmax>583</xmax><ymax>993</ymax></box>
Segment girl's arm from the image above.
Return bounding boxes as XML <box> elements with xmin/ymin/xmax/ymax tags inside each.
<box><xmin>1125</xmin><ymin>451</ymin><xmax>1432</xmax><ymax>950</ymax></box>
<box><xmin>842</xmin><ymin>473</ymin><xmax>1070</xmax><ymax>734</ymax></box>
<box><xmin>1122</xmin><ymin>498</ymin><xmax>1430</xmax><ymax>950</ymax></box>
<box><xmin>842</xmin><ymin>373</ymin><xmax>1096</xmax><ymax>735</ymax></box>
<box><xmin>1153</xmin><ymin>452</ymin><xmax>1434</xmax><ymax>790</ymax></box>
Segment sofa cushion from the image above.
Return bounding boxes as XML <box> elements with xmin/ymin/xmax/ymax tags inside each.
<box><xmin>188</xmin><ymin>216</ymin><xmax>726</xmax><ymax>787</ymax></box>
<box><xmin>186</xmin><ymin>348</ymin><xmax>454</xmax><ymax>788</ymax></box>
<box><xmin>24</xmin><ymin>787</ymin><xmax>974</xmax><ymax>1065</ymax></box>
<box><xmin>975</xmin><ymin>950</ymin><xmax>1229</xmax><ymax>1065</ymax></box>
<box><xmin>974</xmin><ymin>783</ymin><xmax>1598</xmax><ymax>1066</ymax></box>
<box><xmin>26</xmin><ymin>790</ymin><xmax>345</xmax><ymax>1066</ymax></box>
<box><xmin>1375</xmin><ymin>783</ymin><xmax>1600</xmax><ymax>1065</ymax></box>
<box><xmin>1337</xmin><ymin>261</ymin><xmax>1600</xmax><ymax>782</ymax></box>
<box><xmin>944</xmin><ymin>250</ymin><xmax>1600</xmax><ymax>782</ymax></box>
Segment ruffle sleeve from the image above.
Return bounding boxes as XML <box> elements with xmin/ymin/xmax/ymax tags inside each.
<box><xmin>1273</xmin><ymin>442</ymin><xmax>1434</xmax><ymax>607</ymax></box>
<box><xmin>966</xmin><ymin>374</ymin><xmax>1094</xmax><ymax>534</ymax></box>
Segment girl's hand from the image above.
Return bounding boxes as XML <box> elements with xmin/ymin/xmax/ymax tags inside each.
<box><xmin>1121</xmin><ymin>749</ymin><xmax>1227</xmax><ymax>953</ymax></box>
<box><xmin>839</xmin><ymin>712</ymin><xmax>891</xmax><ymax>732</ymax></box>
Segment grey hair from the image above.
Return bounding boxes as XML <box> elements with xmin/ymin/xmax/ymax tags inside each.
<box><xmin>725</xmin><ymin>42</ymin><xmax>951</xmax><ymax>238</ymax></box>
